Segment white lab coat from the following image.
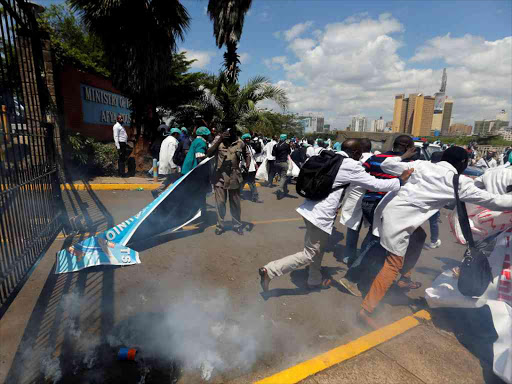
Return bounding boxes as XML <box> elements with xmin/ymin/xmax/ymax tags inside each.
<box><xmin>254</xmin><ymin>138</ymin><xmax>266</xmax><ymax>163</ymax></box>
<box><xmin>306</xmin><ymin>146</ymin><xmax>315</xmax><ymax>158</ymax></box>
<box><xmin>246</xmin><ymin>145</ymin><xmax>257</xmax><ymax>172</ymax></box>
<box><xmin>158</xmin><ymin>136</ymin><xmax>179</xmax><ymax>175</ymax></box>
<box><xmin>265</xmin><ymin>140</ymin><xmax>276</xmax><ymax>161</ymax></box>
<box><xmin>296</xmin><ymin>151</ymin><xmax>400</xmax><ymax>235</ymax></box>
<box><xmin>474</xmin><ymin>163</ymin><xmax>512</xmax><ymax>195</ymax></box>
<box><xmin>476</xmin><ymin>157</ymin><xmax>497</xmax><ymax>169</ymax></box>
<box><xmin>339</xmin><ymin>152</ymin><xmax>373</xmax><ymax>230</ymax></box>
<box><xmin>373</xmin><ymin>157</ymin><xmax>512</xmax><ymax>256</ymax></box>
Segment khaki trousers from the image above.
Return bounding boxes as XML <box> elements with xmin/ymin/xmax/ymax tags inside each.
<box><xmin>215</xmin><ymin>186</ymin><xmax>242</xmax><ymax>230</ymax></box>
<box><xmin>264</xmin><ymin>218</ymin><xmax>328</xmax><ymax>286</ymax></box>
<box><xmin>361</xmin><ymin>227</ymin><xmax>426</xmax><ymax>313</ymax></box>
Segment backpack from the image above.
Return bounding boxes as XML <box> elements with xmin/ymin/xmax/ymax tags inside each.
<box><xmin>173</xmin><ymin>141</ymin><xmax>187</xmax><ymax>167</ymax></box>
<box><xmin>296</xmin><ymin>150</ymin><xmax>348</xmax><ymax>200</ymax></box>
<box><xmin>250</xmin><ymin>139</ymin><xmax>262</xmax><ymax>154</ymax></box>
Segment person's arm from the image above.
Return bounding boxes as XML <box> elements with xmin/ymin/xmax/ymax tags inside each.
<box><xmin>113</xmin><ymin>124</ymin><xmax>120</xmax><ymax>149</ymax></box>
<box><xmin>243</xmin><ymin>142</ymin><xmax>251</xmax><ymax>169</ymax></box>
<box><xmin>206</xmin><ymin>134</ymin><xmax>223</xmax><ymax>157</ymax></box>
<box><xmin>349</xmin><ymin>164</ymin><xmax>401</xmax><ymax>192</ymax></box>
<box><xmin>459</xmin><ymin>176</ymin><xmax>512</xmax><ymax>210</ymax></box>
<box><xmin>380</xmin><ymin>156</ymin><xmax>422</xmax><ymax>176</ymax></box>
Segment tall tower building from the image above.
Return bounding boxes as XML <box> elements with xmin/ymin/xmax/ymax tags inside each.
<box><xmin>441</xmin><ymin>99</ymin><xmax>453</xmax><ymax>134</ymax></box>
<box><xmin>392</xmin><ymin>94</ymin><xmax>408</xmax><ymax>133</ymax></box>
<box><xmin>411</xmin><ymin>95</ymin><xmax>435</xmax><ymax>136</ymax></box>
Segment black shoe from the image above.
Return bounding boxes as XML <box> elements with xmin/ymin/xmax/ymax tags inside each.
<box><xmin>276</xmin><ymin>191</ymin><xmax>283</xmax><ymax>200</ymax></box>
<box><xmin>234</xmin><ymin>227</ymin><xmax>244</xmax><ymax>236</ymax></box>
<box><xmin>259</xmin><ymin>268</ymin><xmax>270</xmax><ymax>292</ymax></box>
<box><xmin>215</xmin><ymin>228</ymin><xmax>225</xmax><ymax>235</ymax></box>
<box><xmin>252</xmin><ymin>198</ymin><xmax>263</xmax><ymax>203</ymax></box>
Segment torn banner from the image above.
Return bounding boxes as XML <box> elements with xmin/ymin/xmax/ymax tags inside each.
<box><xmin>56</xmin><ymin>158</ymin><xmax>212</xmax><ymax>273</ymax></box>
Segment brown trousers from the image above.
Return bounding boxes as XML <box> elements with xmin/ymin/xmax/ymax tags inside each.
<box><xmin>215</xmin><ymin>186</ymin><xmax>242</xmax><ymax>230</ymax></box>
<box><xmin>361</xmin><ymin>227</ymin><xmax>426</xmax><ymax>314</ymax></box>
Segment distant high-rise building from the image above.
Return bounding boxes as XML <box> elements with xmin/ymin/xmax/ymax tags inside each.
<box><xmin>370</xmin><ymin>117</ymin><xmax>385</xmax><ymax>132</ymax></box>
<box><xmin>323</xmin><ymin>124</ymin><xmax>331</xmax><ymax>132</ymax></box>
<box><xmin>440</xmin><ymin>99</ymin><xmax>453</xmax><ymax>135</ymax></box>
<box><xmin>392</xmin><ymin>94</ymin><xmax>407</xmax><ymax>132</ymax></box>
<box><xmin>300</xmin><ymin>115</ymin><xmax>325</xmax><ymax>133</ymax></box>
<box><xmin>474</xmin><ymin>119</ymin><xmax>509</xmax><ymax>136</ymax></box>
<box><xmin>496</xmin><ymin>109</ymin><xmax>509</xmax><ymax>121</ymax></box>
<box><xmin>392</xmin><ymin>94</ymin><xmax>434</xmax><ymax>136</ymax></box>
<box><xmin>449</xmin><ymin>123</ymin><xmax>473</xmax><ymax>136</ymax></box>
<box><xmin>351</xmin><ymin>115</ymin><xmax>368</xmax><ymax>132</ymax></box>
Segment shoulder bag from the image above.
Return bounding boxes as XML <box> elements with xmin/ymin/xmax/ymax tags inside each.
<box><xmin>453</xmin><ymin>174</ymin><xmax>493</xmax><ymax>297</ymax></box>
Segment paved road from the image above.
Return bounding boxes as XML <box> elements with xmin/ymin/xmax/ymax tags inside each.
<box><xmin>1</xmin><ymin>184</ymin><xmax>474</xmax><ymax>384</ymax></box>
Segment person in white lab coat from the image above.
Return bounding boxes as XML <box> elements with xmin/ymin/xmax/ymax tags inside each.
<box><xmin>358</xmin><ymin>146</ymin><xmax>512</xmax><ymax>329</ymax></box>
<box><xmin>476</xmin><ymin>151</ymin><xmax>498</xmax><ymax>169</ymax></box>
<box><xmin>264</xmin><ymin>136</ymin><xmax>277</xmax><ymax>187</ymax></box>
<box><xmin>474</xmin><ymin>157</ymin><xmax>512</xmax><ymax>194</ymax></box>
<box><xmin>339</xmin><ymin>138</ymin><xmax>373</xmax><ymax>265</ymax></box>
<box><xmin>113</xmin><ymin>114</ymin><xmax>128</xmax><ymax>177</ymax></box>
<box><xmin>152</xmin><ymin>128</ymin><xmax>181</xmax><ymax>198</ymax></box>
<box><xmin>240</xmin><ymin>133</ymin><xmax>262</xmax><ymax>203</ymax></box>
<box><xmin>306</xmin><ymin>139</ymin><xmax>316</xmax><ymax>158</ymax></box>
<box><xmin>258</xmin><ymin>139</ymin><xmax>413</xmax><ymax>291</ymax></box>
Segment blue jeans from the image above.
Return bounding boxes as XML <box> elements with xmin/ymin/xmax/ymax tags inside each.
<box><xmin>429</xmin><ymin>211</ymin><xmax>440</xmax><ymax>242</ymax></box>
<box><xmin>345</xmin><ymin>227</ymin><xmax>360</xmax><ymax>266</ymax></box>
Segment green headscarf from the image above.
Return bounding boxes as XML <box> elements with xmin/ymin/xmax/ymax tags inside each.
<box><xmin>280</xmin><ymin>134</ymin><xmax>287</xmax><ymax>141</ymax></box>
<box><xmin>242</xmin><ymin>133</ymin><xmax>251</xmax><ymax>140</ymax></box>
<box><xmin>196</xmin><ymin>126</ymin><xmax>211</xmax><ymax>136</ymax></box>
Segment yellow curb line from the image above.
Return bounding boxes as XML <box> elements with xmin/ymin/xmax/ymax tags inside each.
<box><xmin>60</xmin><ymin>182</ymin><xmax>262</xmax><ymax>191</ymax></box>
<box><xmin>254</xmin><ymin>310</ymin><xmax>432</xmax><ymax>384</ymax></box>
<box><xmin>55</xmin><ymin>217</ymin><xmax>303</xmax><ymax>240</ymax></box>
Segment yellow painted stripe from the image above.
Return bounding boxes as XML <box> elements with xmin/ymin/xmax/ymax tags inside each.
<box><xmin>55</xmin><ymin>217</ymin><xmax>302</xmax><ymax>240</ymax></box>
<box><xmin>254</xmin><ymin>310</ymin><xmax>431</xmax><ymax>384</ymax></box>
<box><xmin>60</xmin><ymin>182</ymin><xmax>262</xmax><ymax>191</ymax></box>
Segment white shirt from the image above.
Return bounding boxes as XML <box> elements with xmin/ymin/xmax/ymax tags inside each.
<box><xmin>476</xmin><ymin>157</ymin><xmax>497</xmax><ymax>169</ymax></box>
<box><xmin>254</xmin><ymin>138</ymin><xmax>266</xmax><ymax>163</ymax></box>
<box><xmin>372</xmin><ymin>157</ymin><xmax>512</xmax><ymax>238</ymax></box>
<box><xmin>265</xmin><ymin>140</ymin><xmax>276</xmax><ymax>160</ymax></box>
<box><xmin>306</xmin><ymin>146</ymin><xmax>315</xmax><ymax>158</ymax></box>
<box><xmin>158</xmin><ymin>135</ymin><xmax>179</xmax><ymax>175</ymax></box>
<box><xmin>113</xmin><ymin>122</ymin><xmax>127</xmax><ymax>149</ymax></box>
<box><xmin>246</xmin><ymin>145</ymin><xmax>257</xmax><ymax>172</ymax></box>
<box><xmin>339</xmin><ymin>152</ymin><xmax>373</xmax><ymax>230</ymax></box>
<box><xmin>296</xmin><ymin>151</ymin><xmax>400</xmax><ymax>235</ymax></box>
<box><xmin>474</xmin><ymin>163</ymin><xmax>512</xmax><ymax>195</ymax></box>
<box><xmin>313</xmin><ymin>147</ymin><xmax>325</xmax><ymax>156</ymax></box>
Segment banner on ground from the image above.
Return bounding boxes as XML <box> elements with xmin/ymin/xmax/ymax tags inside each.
<box><xmin>56</xmin><ymin>158</ymin><xmax>212</xmax><ymax>273</ymax></box>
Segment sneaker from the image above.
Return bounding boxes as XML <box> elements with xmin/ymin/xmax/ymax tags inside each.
<box><xmin>259</xmin><ymin>268</ymin><xmax>270</xmax><ymax>292</ymax></box>
<box><xmin>338</xmin><ymin>277</ymin><xmax>362</xmax><ymax>297</ymax></box>
<box><xmin>342</xmin><ymin>256</ymin><xmax>349</xmax><ymax>265</ymax></box>
<box><xmin>423</xmin><ymin>239</ymin><xmax>441</xmax><ymax>249</ymax></box>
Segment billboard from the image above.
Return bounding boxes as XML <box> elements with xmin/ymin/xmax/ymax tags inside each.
<box><xmin>81</xmin><ymin>84</ymin><xmax>132</xmax><ymax>126</ymax></box>
<box><xmin>434</xmin><ymin>92</ymin><xmax>446</xmax><ymax>114</ymax></box>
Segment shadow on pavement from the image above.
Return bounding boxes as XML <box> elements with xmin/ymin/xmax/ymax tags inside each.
<box><xmin>4</xmin><ymin>177</ymin><xmax>119</xmax><ymax>384</ymax></box>
<box><xmin>430</xmin><ymin>307</ymin><xmax>505</xmax><ymax>384</ymax></box>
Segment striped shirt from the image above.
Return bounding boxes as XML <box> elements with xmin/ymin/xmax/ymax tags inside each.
<box><xmin>363</xmin><ymin>151</ymin><xmax>404</xmax><ymax>200</ymax></box>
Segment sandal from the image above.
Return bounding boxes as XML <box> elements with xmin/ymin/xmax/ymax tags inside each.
<box><xmin>396</xmin><ymin>278</ymin><xmax>422</xmax><ymax>290</ymax></box>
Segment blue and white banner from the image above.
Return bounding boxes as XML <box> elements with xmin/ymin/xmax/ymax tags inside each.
<box><xmin>56</xmin><ymin>158</ymin><xmax>212</xmax><ymax>273</ymax></box>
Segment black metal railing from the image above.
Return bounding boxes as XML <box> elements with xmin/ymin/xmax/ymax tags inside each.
<box><xmin>0</xmin><ymin>0</ymin><xmax>61</xmax><ymax>315</ymax></box>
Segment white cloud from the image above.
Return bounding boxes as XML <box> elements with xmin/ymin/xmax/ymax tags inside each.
<box><xmin>274</xmin><ymin>21</ymin><xmax>314</xmax><ymax>41</ymax></box>
<box><xmin>262</xmin><ymin>13</ymin><xmax>512</xmax><ymax>129</ymax></box>
<box><xmin>180</xmin><ymin>49</ymin><xmax>216</xmax><ymax>69</ymax></box>
<box><xmin>239</xmin><ymin>52</ymin><xmax>251</xmax><ymax>64</ymax></box>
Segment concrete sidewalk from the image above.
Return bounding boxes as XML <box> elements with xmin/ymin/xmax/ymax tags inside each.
<box><xmin>300</xmin><ymin>323</ymin><xmax>501</xmax><ymax>384</ymax></box>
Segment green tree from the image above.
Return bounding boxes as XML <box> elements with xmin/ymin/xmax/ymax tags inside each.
<box><xmin>38</xmin><ymin>4</ymin><xmax>109</xmax><ymax>76</ymax></box>
<box><xmin>207</xmin><ymin>0</ymin><xmax>253</xmax><ymax>85</ymax></box>
<box><xmin>189</xmin><ymin>73</ymin><xmax>288</xmax><ymax>129</ymax></box>
<box><xmin>68</xmin><ymin>0</ymin><xmax>190</xmax><ymax>134</ymax></box>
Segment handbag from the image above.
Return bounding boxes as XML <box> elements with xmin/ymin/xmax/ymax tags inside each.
<box><xmin>453</xmin><ymin>174</ymin><xmax>493</xmax><ymax>297</ymax></box>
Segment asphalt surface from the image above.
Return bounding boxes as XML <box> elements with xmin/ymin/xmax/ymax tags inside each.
<box><xmin>0</xmin><ymin>184</ymin><xmax>479</xmax><ymax>384</ymax></box>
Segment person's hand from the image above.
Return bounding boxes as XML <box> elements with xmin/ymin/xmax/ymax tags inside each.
<box><xmin>401</xmin><ymin>147</ymin><xmax>417</xmax><ymax>160</ymax></box>
<box><xmin>399</xmin><ymin>168</ymin><xmax>414</xmax><ymax>185</ymax></box>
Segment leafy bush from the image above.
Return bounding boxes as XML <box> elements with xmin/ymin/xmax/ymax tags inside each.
<box><xmin>66</xmin><ymin>133</ymin><xmax>119</xmax><ymax>176</ymax></box>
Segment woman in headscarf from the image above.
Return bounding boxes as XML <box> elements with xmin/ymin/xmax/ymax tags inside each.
<box><xmin>181</xmin><ymin>126</ymin><xmax>211</xmax><ymax>175</ymax></box>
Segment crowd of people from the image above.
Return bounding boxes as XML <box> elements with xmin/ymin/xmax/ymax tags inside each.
<box><xmin>114</xmin><ymin>115</ymin><xmax>512</xmax><ymax>329</ymax></box>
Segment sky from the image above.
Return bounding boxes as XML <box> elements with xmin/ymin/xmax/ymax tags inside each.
<box><xmin>40</xmin><ymin>0</ymin><xmax>512</xmax><ymax>130</ymax></box>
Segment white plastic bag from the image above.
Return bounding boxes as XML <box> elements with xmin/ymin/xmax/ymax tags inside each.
<box><xmin>287</xmin><ymin>156</ymin><xmax>301</xmax><ymax>178</ymax></box>
<box><xmin>256</xmin><ymin>158</ymin><xmax>269</xmax><ymax>182</ymax></box>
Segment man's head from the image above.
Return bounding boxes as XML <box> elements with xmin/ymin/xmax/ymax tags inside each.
<box><xmin>392</xmin><ymin>135</ymin><xmax>414</xmax><ymax>154</ymax></box>
<box><xmin>181</xmin><ymin>127</ymin><xmax>188</xmax><ymax>135</ymax></box>
<box><xmin>170</xmin><ymin>128</ymin><xmax>181</xmax><ymax>139</ymax></box>
<box><xmin>116</xmin><ymin>114</ymin><xmax>124</xmax><ymax>124</ymax></box>
<box><xmin>273</xmin><ymin>135</ymin><xmax>278</xmax><ymax>142</ymax></box>
<box><xmin>341</xmin><ymin>139</ymin><xmax>362</xmax><ymax>161</ymax></box>
<box><xmin>441</xmin><ymin>146</ymin><xmax>469</xmax><ymax>174</ymax></box>
<box><xmin>280</xmin><ymin>134</ymin><xmax>287</xmax><ymax>142</ymax></box>
<box><xmin>360</xmin><ymin>138</ymin><xmax>372</xmax><ymax>153</ymax></box>
<box><xmin>242</xmin><ymin>133</ymin><xmax>251</xmax><ymax>143</ymax></box>
<box><xmin>196</xmin><ymin>126</ymin><xmax>211</xmax><ymax>139</ymax></box>
<box><xmin>317</xmin><ymin>138</ymin><xmax>326</xmax><ymax>148</ymax></box>
<box><xmin>486</xmin><ymin>151</ymin><xmax>495</xmax><ymax>160</ymax></box>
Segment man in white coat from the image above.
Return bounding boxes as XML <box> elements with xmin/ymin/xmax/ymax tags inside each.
<box><xmin>152</xmin><ymin>128</ymin><xmax>181</xmax><ymax>198</ymax></box>
<box><xmin>264</xmin><ymin>136</ymin><xmax>277</xmax><ymax>187</ymax></box>
<box><xmin>359</xmin><ymin>146</ymin><xmax>512</xmax><ymax>329</ymax></box>
<box><xmin>258</xmin><ymin>139</ymin><xmax>414</xmax><ymax>291</ymax></box>
<box><xmin>339</xmin><ymin>138</ymin><xmax>373</xmax><ymax>265</ymax></box>
<box><xmin>476</xmin><ymin>151</ymin><xmax>498</xmax><ymax>169</ymax></box>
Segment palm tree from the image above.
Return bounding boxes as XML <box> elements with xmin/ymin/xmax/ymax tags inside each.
<box><xmin>189</xmin><ymin>73</ymin><xmax>288</xmax><ymax>129</ymax></box>
<box><xmin>69</xmin><ymin>0</ymin><xmax>190</xmax><ymax>133</ymax></box>
<box><xmin>207</xmin><ymin>0</ymin><xmax>253</xmax><ymax>84</ymax></box>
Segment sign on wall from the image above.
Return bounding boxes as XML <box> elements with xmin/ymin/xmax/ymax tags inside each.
<box><xmin>80</xmin><ymin>84</ymin><xmax>132</xmax><ymax>126</ymax></box>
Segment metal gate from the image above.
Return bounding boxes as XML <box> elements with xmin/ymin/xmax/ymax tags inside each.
<box><xmin>0</xmin><ymin>0</ymin><xmax>61</xmax><ymax>315</ymax></box>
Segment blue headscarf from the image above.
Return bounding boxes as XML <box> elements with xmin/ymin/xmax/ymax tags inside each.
<box><xmin>242</xmin><ymin>133</ymin><xmax>251</xmax><ymax>140</ymax></box>
<box><xmin>196</xmin><ymin>126</ymin><xmax>211</xmax><ymax>137</ymax></box>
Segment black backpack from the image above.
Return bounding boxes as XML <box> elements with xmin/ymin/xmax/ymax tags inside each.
<box><xmin>296</xmin><ymin>150</ymin><xmax>348</xmax><ymax>200</ymax></box>
<box><xmin>250</xmin><ymin>140</ymin><xmax>262</xmax><ymax>154</ymax></box>
<box><xmin>173</xmin><ymin>141</ymin><xmax>187</xmax><ymax>167</ymax></box>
